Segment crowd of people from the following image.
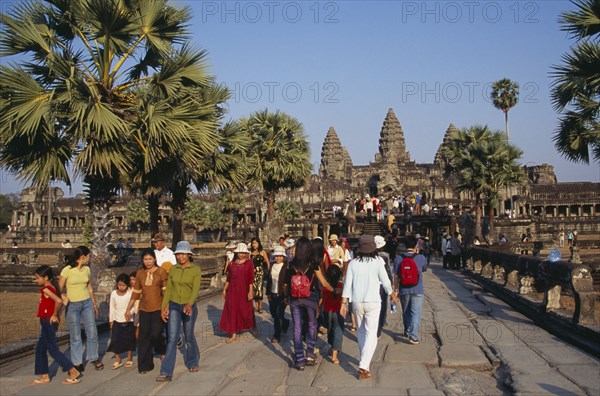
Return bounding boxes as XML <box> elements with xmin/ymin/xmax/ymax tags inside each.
<box><xmin>30</xmin><ymin>231</ymin><xmax>430</xmax><ymax>385</ymax></box>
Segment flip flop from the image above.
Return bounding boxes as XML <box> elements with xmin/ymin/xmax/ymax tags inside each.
<box><xmin>33</xmin><ymin>378</ymin><xmax>50</xmax><ymax>384</ymax></box>
<box><xmin>188</xmin><ymin>367</ymin><xmax>199</xmax><ymax>373</ymax></box>
<box><xmin>125</xmin><ymin>360</ymin><xmax>133</xmax><ymax>368</ymax></box>
<box><xmin>112</xmin><ymin>361</ymin><xmax>123</xmax><ymax>370</ymax></box>
<box><xmin>62</xmin><ymin>377</ymin><xmax>81</xmax><ymax>385</ymax></box>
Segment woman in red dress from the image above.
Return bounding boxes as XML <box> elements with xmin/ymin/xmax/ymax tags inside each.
<box><xmin>220</xmin><ymin>243</ymin><xmax>256</xmax><ymax>343</ymax></box>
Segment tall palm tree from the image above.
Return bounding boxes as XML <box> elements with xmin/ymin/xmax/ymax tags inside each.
<box><xmin>0</xmin><ymin>0</ymin><xmax>216</xmax><ymax>264</ymax></box>
<box><xmin>491</xmin><ymin>78</ymin><xmax>519</xmax><ymax>143</ymax></box>
<box><xmin>444</xmin><ymin>125</ymin><xmax>524</xmax><ymax>241</ymax></box>
<box><xmin>551</xmin><ymin>0</ymin><xmax>600</xmax><ymax>164</ymax></box>
<box><xmin>240</xmin><ymin>110</ymin><xmax>312</xmax><ymax>223</ymax></box>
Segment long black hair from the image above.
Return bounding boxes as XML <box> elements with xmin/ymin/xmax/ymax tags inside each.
<box><xmin>66</xmin><ymin>246</ymin><xmax>91</xmax><ymax>268</ymax></box>
<box><xmin>139</xmin><ymin>248</ymin><xmax>157</xmax><ymax>267</ymax></box>
<box><xmin>290</xmin><ymin>236</ymin><xmax>314</xmax><ymax>271</ymax></box>
<box><xmin>250</xmin><ymin>237</ymin><xmax>263</xmax><ymax>253</ymax></box>
<box><xmin>36</xmin><ymin>265</ymin><xmax>59</xmax><ymax>290</ymax></box>
<box><xmin>311</xmin><ymin>237</ymin><xmax>325</xmax><ymax>267</ymax></box>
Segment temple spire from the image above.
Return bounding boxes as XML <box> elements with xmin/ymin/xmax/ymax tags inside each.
<box><xmin>376</xmin><ymin>108</ymin><xmax>409</xmax><ymax>164</ymax></box>
<box><xmin>319</xmin><ymin>127</ymin><xmax>353</xmax><ymax>182</ymax></box>
<box><xmin>434</xmin><ymin>123</ymin><xmax>458</xmax><ymax>165</ymax></box>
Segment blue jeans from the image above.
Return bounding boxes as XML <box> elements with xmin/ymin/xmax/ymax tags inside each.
<box><xmin>160</xmin><ymin>302</ymin><xmax>199</xmax><ymax>376</ymax></box>
<box><xmin>378</xmin><ymin>287</ymin><xmax>388</xmax><ymax>337</ymax></box>
<box><xmin>400</xmin><ymin>294</ymin><xmax>424</xmax><ymax>341</ymax></box>
<box><xmin>325</xmin><ymin>310</ymin><xmax>345</xmax><ymax>351</ymax></box>
<box><xmin>290</xmin><ymin>293</ymin><xmax>318</xmax><ymax>367</ymax></box>
<box><xmin>66</xmin><ymin>298</ymin><xmax>98</xmax><ymax>365</ymax></box>
<box><xmin>35</xmin><ymin>318</ymin><xmax>74</xmax><ymax>375</ymax></box>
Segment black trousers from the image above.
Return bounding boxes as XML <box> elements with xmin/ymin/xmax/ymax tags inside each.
<box><xmin>137</xmin><ymin>310</ymin><xmax>165</xmax><ymax>373</ymax></box>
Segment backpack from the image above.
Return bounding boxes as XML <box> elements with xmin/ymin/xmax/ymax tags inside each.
<box><xmin>291</xmin><ymin>267</ymin><xmax>314</xmax><ymax>298</ymax></box>
<box><xmin>398</xmin><ymin>256</ymin><xmax>419</xmax><ymax>288</ymax></box>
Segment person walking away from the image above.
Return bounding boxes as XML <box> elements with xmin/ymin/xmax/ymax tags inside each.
<box><xmin>157</xmin><ymin>241</ymin><xmax>202</xmax><ymax>382</ymax></box>
<box><xmin>266</xmin><ymin>246</ymin><xmax>290</xmax><ymax>343</ymax></box>
<box><xmin>374</xmin><ymin>235</ymin><xmax>394</xmax><ymax>339</ymax></box>
<box><xmin>32</xmin><ymin>265</ymin><xmax>81</xmax><ymax>385</ymax></box>
<box><xmin>423</xmin><ymin>237</ymin><xmax>432</xmax><ymax>271</ymax></box>
<box><xmin>283</xmin><ymin>237</ymin><xmax>333</xmax><ymax>370</ymax></box>
<box><xmin>125</xmin><ymin>249</ymin><xmax>168</xmax><ymax>374</ymax></box>
<box><xmin>441</xmin><ymin>235</ymin><xmax>451</xmax><ymax>269</ymax></box>
<box><xmin>322</xmin><ymin>251</ymin><xmax>344</xmax><ymax>364</ymax></box>
<box><xmin>558</xmin><ymin>228</ymin><xmax>565</xmax><ymax>248</ymax></box>
<box><xmin>107</xmin><ymin>273</ymin><xmax>136</xmax><ymax>369</ymax></box>
<box><xmin>220</xmin><ymin>243</ymin><xmax>257</xmax><ymax>343</ymax></box>
<box><xmin>58</xmin><ymin>246</ymin><xmax>103</xmax><ymax>371</ymax></box>
<box><xmin>450</xmin><ymin>232</ymin><xmax>462</xmax><ymax>270</ymax></box>
<box><xmin>341</xmin><ymin>235</ymin><xmax>396</xmax><ymax>380</ymax></box>
<box><xmin>393</xmin><ymin>239</ymin><xmax>426</xmax><ymax>344</ymax></box>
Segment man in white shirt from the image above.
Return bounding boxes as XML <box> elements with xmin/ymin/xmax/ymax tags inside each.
<box><xmin>152</xmin><ymin>233</ymin><xmax>176</xmax><ymax>270</ymax></box>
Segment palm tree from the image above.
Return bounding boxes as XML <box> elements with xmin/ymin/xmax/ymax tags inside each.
<box><xmin>444</xmin><ymin>125</ymin><xmax>524</xmax><ymax>241</ymax></box>
<box><xmin>0</xmin><ymin>0</ymin><xmax>216</xmax><ymax>265</ymax></box>
<box><xmin>276</xmin><ymin>199</ymin><xmax>301</xmax><ymax>221</ymax></box>
<box><xmin>240</xmin><ymin>110</ymin><xmax>312</xmax><ymax>223</ymax></box>
<box><xmin>551</xmin><ymin>0</ymin><xmax>600</xmax><ymax>164</ymax></box>
<box><xmin>491</xmin><ymin>79</ymin><xmax>519</xmax><ymax>143</ymax></box>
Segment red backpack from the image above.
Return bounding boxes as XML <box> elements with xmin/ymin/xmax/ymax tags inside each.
<box><xmin>291</xmin><ymin>267</ymin><xmax>314</xmax><ymax>298</ymax></box>
<box><xmin>398</xmin><ymin>256</ymin><xmax>419</xmax><ymax>287</ymax></box>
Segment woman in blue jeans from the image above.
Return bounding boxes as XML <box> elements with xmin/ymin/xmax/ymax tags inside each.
<box><xmin>283</xmin><ymin>237</ymin><xmax>333</xmax><ymax>370</ymax></box>
<box><xmin>156</xmin><ymin>241</ymin><xmax>202</xmax><ymax>382</ymax></box>
<box><xmin>58</xmin><ymin>246</ymin><xmax>103</xmax><ymax>371</ymax></box>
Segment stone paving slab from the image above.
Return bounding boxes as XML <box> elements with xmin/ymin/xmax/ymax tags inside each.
<box><xmin>325</xmin><ymin>386</ymin><xmax>406</xmax><ymax>395</ymax></box>
<box><xmin>384</xmin><ymin>340</ymin><xmax>437</xmax><ymax>365</ymax></box>
<box><xmin>374</xmin><ymin>363</ymin><xmax>435</xmax><ymax>389</ymax></box>
<box><xmin>407</xmin><ymin>388</ymin><xmax>444</xmax><ymax>396</ymax></box>
<box><xmin>435</xmin><ymin>321</ymin><xmax>485</xmax><ymax>346</ymax></box>
<box><xmin>438</xmin><ymin>344</ymin><xmax>492</xmax><ymax>371</ymax></box>
<box><xmin>554</xmin><ymin>364</ymin><xmax>600</xmax><ymax>395</ymax></box>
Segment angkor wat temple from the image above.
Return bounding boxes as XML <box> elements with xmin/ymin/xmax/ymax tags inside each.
<box><xmin>9</xmin><ymin>108</ymin><xmax>600</xmax><ymax>245</ymax></box>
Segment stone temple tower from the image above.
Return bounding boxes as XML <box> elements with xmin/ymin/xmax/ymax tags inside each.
<box><xmin>319</xmin><ymin>127</ymin><xmax>353</xmax><ymax>183</ymax></box>
<box><xmin>375</xmin><ymin>108</ymin><xmax>410</xmax><ymax>165</ymax></box>
<box><xmin>434</xmin><ymin>123</ymin><xmax>458</xmax><ymax>166</ymax></box>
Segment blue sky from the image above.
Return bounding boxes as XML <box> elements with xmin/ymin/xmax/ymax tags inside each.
<box><xmin>1</xmin><ymin>0</ymin><xmax>598</xmax><ymax>195</ymax></box>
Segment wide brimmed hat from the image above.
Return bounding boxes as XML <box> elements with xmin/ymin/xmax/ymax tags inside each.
<box><xmin>225</xmin><ymin>241</ymin><xmax>237</xmax><ymax>249</ymax></box>
<box><xmin>374</xmin><ymin>235</ymin><xmax>386</xmax><ymax>249</ymax></box>
<box><xmin>233</xmin><ymin>243</ymin><xmax>249</xmax><ymax>254</ymax></box>
<box><xmin>329</xmin><ymin>234</ymin><xmax>339</xmax><ymax>241</ymax></box>
<box><xmin>285</xmin><ymin>238</ymin><xmax>296</xmax><ymax>248</ymax></box>
<box><xmin>151</xmin><ymin>233</ymin><xmax>165</xmax><ymax>242</ymax></box>
<box><xmin>416</xmin><ymin>234</ymin><xmax>422</xmax><ymax>239</ymax></box>
<box><xmin>272</xmin><ymin>246</ymin><xmax>286</xmax><ymax>257</ymax></box>
<box><xmin>174</xmin><ymin>241</ymin><xmax>194</xmax><ymax>255</ymax></box>
<box><xmin>358</xmin><ymin>235</ymin><xmax>377</xmax><ymax>254</ymax></box>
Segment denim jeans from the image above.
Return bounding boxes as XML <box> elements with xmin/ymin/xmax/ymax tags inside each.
<box><xmin>290</xmin><ymin>293</ymin><xmax>318</xmax><ymax>367</ymax></box>
<box><xmin>66</xmin><ymin>298</ymin><xmax>98</xmax><ymax>365</ymax></box>
<box><xmin>400</xmin><ymin>294</ymin><xmax>424</xmax><ymax>341</ymax></box>
<box><xmin>268</xmin><ymin>294</ymin><xmax>289</xmax><ymax>340</ymax></box>
<box><xmin>35</xmin><ymin>318</ymin><xmax>74</xmax><ymax>375</ymax></box>
<box><xmin>160</xmin><ymin>302</ymin><xmax>199</xmax><ymax>376</ymax></box>
<box><xmin>325</xmin><ymin>310</ymin><xmax>345</xmax><ymax>351</ymax></box>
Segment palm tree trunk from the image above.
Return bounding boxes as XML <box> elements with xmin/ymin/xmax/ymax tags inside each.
<box><xmin>487</xmin><ymin>200</ymin><xmax>495</xmax><ymax>238</ymax></box>
<box><xmin>46</xmin><ymin>183</ymin><xmax>52</xmax><ymax>242</ymax></box>
<box><xmin>148</xmin><ymin>194</ymin><xmax>160</xmax><ymax>237</ymax></box>
<box><xmin>266</xmin><ymin>191</ymin><xmax>276</xmax><ymax>223</ymax></box>
<box><xmin>504</xmin><ymin>110</ymin><xmax>510</xmax><ymax>143</ymax></box>
<box><xmin>475</xmin><ymin>194</ymin><xmax>482</xmax><ymax>239</ymax></box>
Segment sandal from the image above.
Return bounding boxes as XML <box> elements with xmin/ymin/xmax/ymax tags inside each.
<box><xmin>155</xmin><ymin>374</ymin><xmax>172</xmax><ymax>382</ymax></box>
<box><xmin>125</xmin><ymin>360</ymin><xmax>133</xmax><ymax>368</ymax></box>
<box><xmin>62</xmin><ymin>377</ymin><xmax>81</xmax><ymax>385</ymax></box>
<box><xmin>188</xmin><ymin>367</ymin><xmax>200</xmax><ymax>373</ymax></box>
<box><xmin>112</xmin><ymin>361</ymin><xmax>123</xmax><ymax>370</ymax></box>
<box><xmin>93</xmin><ymin>360</ymin><xmax>104</xmax><ymax>370</ymax></box>
<box><xmin>358</xmin><ymin>368</ymin><xmax>371</xmax><ymax>380</ymax></box>
<box><xmin>306</xmin><ymin>357</ymin><xmax>316</xmax><ymax>366</ymax></box>
<box><xmin>331</xmin><ymin>357</ymin><xmax>340</xmax><ymax>364</ymax></box>
<box><xmin>33</xmin><ymin>377</ymin><xmax>50</xmax><ymax>384</ymax></box>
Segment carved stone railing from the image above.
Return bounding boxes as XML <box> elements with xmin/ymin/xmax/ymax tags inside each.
<box><xmin>465</xmin><ymin>247</ymin><xmax>597</xmax><ymax>326</ymax></box>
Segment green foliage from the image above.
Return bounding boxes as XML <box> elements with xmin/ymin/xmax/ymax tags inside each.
<box><xmin>275</xmin><ymin>200</ymin><xmax>301</xmax><ymax>221</ymax></box>
<box><xmin>551</xmin><ymin>0</ymin><xmax>600</xmax><ymax>164</ymax></box>
<box><xmin>443</xmin><ymin>125</ymin><xmax>525</xmax><ymax>201</ymax></box>
<box><xmin>0</xmin><ymin>193</ymin><xmax>19</xmax><ymax>225</ymax></box>
<box><xmin>125</xmin><ymin>198</ymin><xmax>150</xmax><ymax>227</ymax></box>
<box><xmin>183</xmin><ymin>199</ymin><xmax>229</xmax><ymax>232</ymax></box>
<box><xmin>491</xmin><ymin>79</ymin><xmax>519</xmax><ymax>115</ymax></box>
<box><xmin>82</xmin><ymin>217</ymin><xmax>94</xmax><ymax>247</ymax></box>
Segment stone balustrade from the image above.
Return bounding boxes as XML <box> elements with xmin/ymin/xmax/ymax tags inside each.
<box><xmin>465</xmin><ymin>247</ymin><xmax>597</xmax><ymax>326</ymax></box>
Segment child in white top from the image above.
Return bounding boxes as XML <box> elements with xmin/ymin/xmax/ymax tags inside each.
<box><xmin>107</xmin><ymin>273</ymin><xmax>137</xmax><ymax>369</ymax></box>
